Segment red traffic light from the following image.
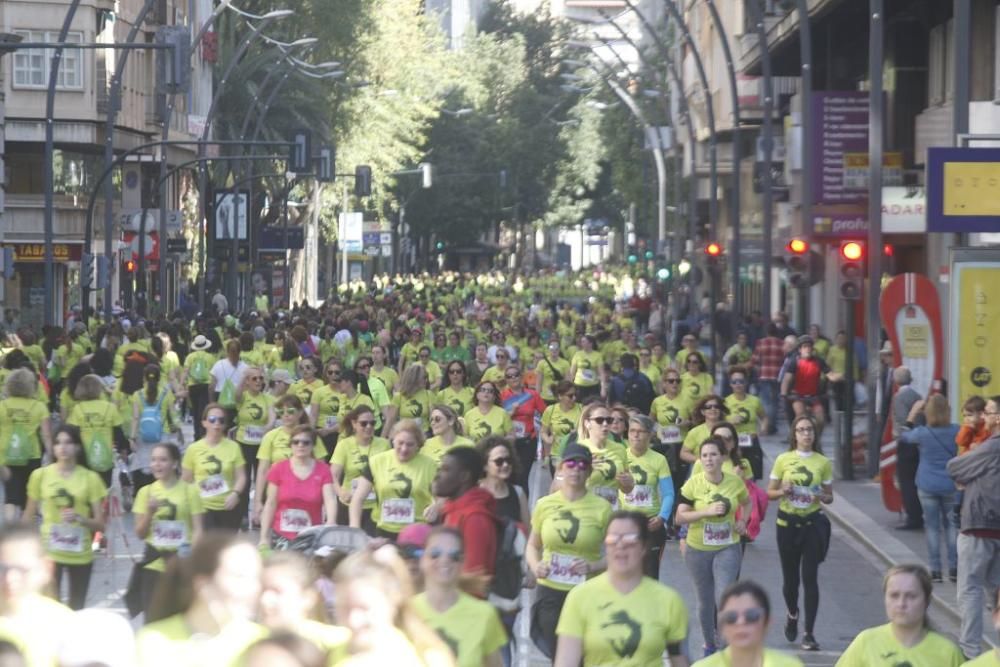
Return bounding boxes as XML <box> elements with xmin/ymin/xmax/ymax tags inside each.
<box><xmin>125</xmin><ymin>260</ymin><xmax>137</xmax><ymax>273</ymax></box>
<box><xmin>704</xmin><ymin>242</ymin><xmax>723</xmax><ymax>257</ymax></box>
<box><xmin>840</xmin><ymin>241</ymin><xmax>864</xmax><ymax>261</ymax></box>
<box><xmin>787</xmin><ymin>238</ymin><xmax>809</xmax><ymax>254</ymax></box>
<box><xmin>883</xmin><ymin>243</ymin><xmax>894</xmax><ymax>257</ymax></box>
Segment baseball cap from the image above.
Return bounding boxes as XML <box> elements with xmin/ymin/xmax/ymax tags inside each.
<box><xmin>397</xmin><ymin>523</ymin><xmax>432</xmax><ymax>559</ymax></box>
<box><xmin>561</xmin><ymin>443</ymin><xmax>593</xmax><ymax>465</ymax></box>
<box><xmin>797</xmin><ymin>335</ymin><xmax>814</xmax><ymax>347</ymax></box>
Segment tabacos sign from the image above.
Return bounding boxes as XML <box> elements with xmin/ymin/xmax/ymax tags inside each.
<box><xmin>9</xmin><ymin>244</ymin><xmax>82</xmax><ymax>263</ymax></box>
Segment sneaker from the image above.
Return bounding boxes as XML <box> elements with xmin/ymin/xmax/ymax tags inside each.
<box><xmin>784</xmin><ymin>614</ymin><xmax>798</xmax><ymax>642</ymax></box>
<box><xmin>931</xmin><ymin>571</ymin><xmax>943</xmax><ymax>583</ymax></box>
<box><xmin>949</xmin><ymin>568</ymin><xmax>958</xmax><ymax>583</ymax></box>
<box><xmin>801</xmin><ymin>633</ymin><xmax>820</xmax><ymax>651</ymax></box>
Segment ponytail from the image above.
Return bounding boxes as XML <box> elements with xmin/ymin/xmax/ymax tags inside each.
<box><xmin>144</xmin><ymin>364</ymin><xmax>161</xmax><ymax>405</ymax></box>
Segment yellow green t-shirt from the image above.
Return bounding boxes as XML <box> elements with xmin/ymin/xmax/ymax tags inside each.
<box><xmin>369</xmin><ymin>366</ymin><xmax>399</xmax><ymax>395</ymax></box>
<box><xmin>650</xmin><ymin>395</ymin><xmax>692</xmax><ymax>446</ymax></box>
<box><xmin>27</xmin><ymin>464</ymin><xmax>107</xmax><ymax>565</ymax></box>
<box><xmin>133</xmin><ymin>479</ymin><xmax>204</xmax><ymax>571</ymax></box>
<box><xmin>419</xmin><ymin>360</ymin><xmax>442</xmax><ymax>389</ymax></box>
<box><xmin>391</xmin><ymin>390</ymin><xmax>434</xmax><ymax>428</ymax></box>
<box><xmin>770</xmin><ymin>450</ymin><xmax>834</xmax><ymax>519</ymax></box>
<box><xmin>571</xmin><ymin>350</ymin><xmax>603</xmax><ymax>387</ymax></box>
<box><xmin>411</xmin><ymin>592</ymin><xmax>507</xmax><ymax>667</ymax></box>
<box><xmin>257</xmin><ymin>428</ymin><xmax>326</xmax><ymax>463</ymax></box>
<box><xmin>691</xmin><ymin>458</ymin><xmax>753</xmax><ymax>479</ymax></box>
<box><xmin>620</xmin><ymin>448</ymin><xmax>671</xmax><ymax>517</ymax></box>
<box><xmin>724</xmin><ymin>393</ymin><xmax>765</xmax><ymax>436</ymax></box>
<box><xmin>557</xmin><ymin>573</ymin><xmax>688</xmax><ymax>667</ymax></box>
<box><xmin>337</xmin><ymin>392</ymin><xmax>376</xmax><ymax>430</ymax></box>
<box><xmin>437</xmin><ymin>386</ymin><xmax>475</xmax><ymax>417</ymax></box>
<box><xmin>0</xmin><ymin>396</ymin><xmax>48</xmax><ymax>465</ymax></box>
<box><xmin>67</xmin><ymin>398</ymin><xmax>123</xmax><ymax>472</ymax></box>
<box><xmin>836</xmin><ymin>624</ymin><xmax>963</xmax><ymax>667</ymax></box>
<box><xmin>580</xmin><ymin>439</ymin><xmax>628</xmax><ymax>505</ymax></box>
<box><xmin>682</xmin><ymin>423</ymin><xmax>712</xmax><ymax>456</ymax></box>
<box><xmin>399</xmin><ymin>342</ymin><xmax>422</xmax><ymax>368</ymax></box>
<box><xmin>679</xmin><ymin>471</ymin><xmax>749</xmax><ymax>552</ymax></box>
<box><xmin>364</xmin><ymin>449</ymin><xmax>437</xmax><ymax>533</ymax></box>
<box><xmin>543</xmin><ymin>403</ymin><xmax>582</xmax><ymax>460</ymax></box>
<box><xmin>694</xmin><ymin>647</ymin><xmax>804</xmax><ymax>667</ymax></box>
<box><xmin>235</xmin><ymin>392</ymin><xmax>273</xmax><ymax>445</ymax></box>
<box><xmin>532</xmin><ymin>490</ymin><xmax>612</xmax><ymax>591</ymax></box>
<box><xmin>639</xmin><ymin>364</ymin><xmax>661</xmax><ymax>389</ymax></box>
<box><xmin>537</xmin><ymin>356</ymin><xmax>571</xmax><ymax>401</ymax></box>
<box><xmin>680</xmin><ymin>372</ymin><xmax>714</xmax><ymax>404</ymax></box>
<box><xmin>422</xmin><ymin>435</ymin><xmax>475</xmax><ymax>465</ymax></box>
<box><xmin>180</xmin><ymin>438</ymin><xmax>245</xmax><ymax>511</ymax></box>
<box><xmin>290</xmin><ymin>378</ymin><xmax>323</xmax><ymax>411</ymax></box>
<box><xmin>311</xmin><ymin>384</ymin><xmax>346</xmax><ymax>431</ymax></box>
<box><xmin>330</xmin><ymin>435</ymin><xmax>391</xmax><ymax>510</ymax></box>
<box><xmin>463</xmin><ymin>405</ymin><xmax>513</xmax><ymax>441</ymax></box>
<box><xmin>963</xmin><ymin>650</ymin><xmax>1000</xmax><ymax>666</ymax></box>
<box><xmin>184</xmin><ymin>350</ymin><xmax>216</xmax><ymax>385</ymax></box>
<box><xmin>479</xmin><ymin>365</ymin><xmax>505</xmax><ymax>387</ymax></box>
<box><xmin>136</xmin><ymin>614</ymin><xmax>267</xmax><ymax>667</ymax></box>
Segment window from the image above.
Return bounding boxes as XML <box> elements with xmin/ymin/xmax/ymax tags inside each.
<box><xmin>12</xmin><ymin>30</ymin><xmax>83</xmax><ymax>90</ymax></box>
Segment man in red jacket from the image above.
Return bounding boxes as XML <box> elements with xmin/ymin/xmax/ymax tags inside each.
<box><xmin>433</xmin><ymin>446</ymin><xmax>498</xmax><ymax>581</ymax></box>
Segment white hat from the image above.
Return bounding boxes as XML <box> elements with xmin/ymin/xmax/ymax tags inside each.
<box><xmin>271</xmin><ymin>369</ymin><xmax>294</xmax><ymax>384</ymax></box>
<box><xmin>191</xmin><ymin>334</ymin><xmax>211</xmax><ymax>351</ymax></box>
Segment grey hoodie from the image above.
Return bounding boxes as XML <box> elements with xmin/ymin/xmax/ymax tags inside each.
<box><xmin>947</xmin><ymin>435</ymin><xmax>1000</xmax><ymax>533</ymax></box>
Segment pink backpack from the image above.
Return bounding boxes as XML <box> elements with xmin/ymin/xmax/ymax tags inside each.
<box><xmin>738</xmin><ymin>480</ymin><xmax>770</xmax><ymax>541</ymax></box>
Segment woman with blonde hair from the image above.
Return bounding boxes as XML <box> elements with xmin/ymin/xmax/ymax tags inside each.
<box><xmin>1</xmin><ymin>368</ymin><xmax>52</xmax><ymax>515</ymax></box>
<box><xmin>333</xmin><ymin>545</ymin><xmax>454</xmax><ymax>666</ymax></box>
<box><xmin>67</xmin><ymin>374</ymin><xmax>126</xmax><ymax>489</ymax></box>
<box><xmin>385</xmin><ymin>363</ymin><xmax>434</xmax><ymax>433</ymax></box>
<box><xmin>423</xmin><ymin>405</ymin><xmax>474</xmax><ymax>465</ymax></box>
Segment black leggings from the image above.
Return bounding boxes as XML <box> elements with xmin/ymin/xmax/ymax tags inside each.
<box><xmin>202</xmin><ymin>507</ymin><xmax>243</xmax><ymax>532</ymax></box>
<box><xmin>776</xmin><ymin>516</ymin><xmax>823</xmax><ymax>634</ymax></box>
<box><xmin>530</xmin><ymin>584</ymin><xmax>569</xmax><ymax>659</ymax></box>
<box><xmin>513</xmin><ymin>437</ymin><xmax>535</xmax><ymax>492</ymax></box>
<box><xmin>188</xmin><ymin>384</ymin><xmax>210</xmax><ymax>440</ymax></box>
<box><xmin>643</xmin><ymin>523</ymin><xmax>667</xmax><ymax>580</ymax></box>
<box><xmin>54</xmin><ymin>562</ymin><xmax>93</xmax><ymax>610</ymax></box>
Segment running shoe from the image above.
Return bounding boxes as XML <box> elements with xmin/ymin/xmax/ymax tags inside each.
<box><xmin>784</xmin><ymin>613</ymin><xmax>798</xmax><ymax>642</ymax></box>
<box><xmin>801</xmin><ymin>633</ymin><xmax>819</xmax><ymax>651</ymax></box>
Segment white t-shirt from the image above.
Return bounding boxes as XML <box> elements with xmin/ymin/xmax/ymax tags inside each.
<box><xmin>210</xmin><ymin>358</ymin><xmax>247</xmax><ymax>393</ymax></box>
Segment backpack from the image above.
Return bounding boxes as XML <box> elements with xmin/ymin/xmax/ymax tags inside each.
<box><xmin>139</xmin><ymin>389</ymin><xmax>168</xmax><ymax>443</ymax></box>
<box><xmin>621</xmin><ymin>372</ymin><xmax>654</xmax><ymax>414</ymax></box>
<box><xmin>488</xmin><ymin>515</ymin><xmax>528</xmax><ymax>612</ymax></box>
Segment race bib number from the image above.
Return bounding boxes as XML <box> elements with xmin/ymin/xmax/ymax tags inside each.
<box><xmin>738</xmin><ymin>433</ymin><xmax>753</xmax><ymax>448</ymax></box>
<box><xmin>579</xmin><ymin>369</ymin><xmax>596</xmax><ymax>383</ymax></box>
<box><xmin>548</xmin><ymin>553</ymin><xmax>586</xmax><ymax>587</ymax></box>
<box><xmin>658</xmin><ymin>425</ymin><xmax>681</xmax><ymax>444</ymax></box>
<box><xmin>788</xmin><ymin>485</ymin><xmax>816</xmax><ymax>510</ymax></box>
<box><xmin>382</xmin><ymin>498</ymin><xmax>415</xmax><ymax>524</ymax></box>
<box><xmin>324</xmin><ymin>416</ymin><xmax>339</xmax><ymax>430</ymax></box>
<box><xmin>703</xmin><ymin>520</ymin><xmax>734</xmax><ymax>547</ymax></box>
<box><xmin>198</xmin><ymin>474</ymin><xmax>229</xmax><ymax>498</ymax></box>
<box><xmin>351</xmin><ymin>478</ymin><xmax>376</xmax><ymax>502</ymax></box>
<box><xmin>593</xmin><ymin>486</ymin><xmax>617</xmax><ymax>505</ymax></box>
<box><xmin>151</xmin><ymin>520</ymin><xmax>187</xmax><ymax>549</ymax></box>
<box><xmin>513</xmin><ymin>421</ymin><xmax>527</xmax><ymax>438</ymax></box>
<box><xmin>243</xmin><ymin>426</ymin><xmax>265</xmax><ymax>444</ymax></box>
<box><xmin>625</xmin><ymin>484</ymin><xmax>654</xmax><ymax>508</ymax></box>
<box><xmin>279</xmin><ymin>509</ymin><xmax>312</xmax><ymax>534</ymax></box>
<box><xmin>50</xmin><ymin>523</ymin><xmax>85</xmax><ymax>553</ymax></box>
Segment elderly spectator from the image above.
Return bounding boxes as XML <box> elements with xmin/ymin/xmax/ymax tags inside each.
<box><xmin>892</xmin><ymin>366</ymin><xmax>923</xmax><ymax>531</ymax></box>
<box><xmin>948</xmin><ymin>395</ymin><xmax>1000</xmax><ymax>660</ymax></box>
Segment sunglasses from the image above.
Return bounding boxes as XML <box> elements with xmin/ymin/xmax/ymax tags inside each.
<box><xmin>430</xmin><ymin>415</ymin><xmax>447</xmax><ymax>424</ymax></box>
<box><xmin>505</xmin><ymin>373</ymin><xmax>520</xmax><ymax>379</ymax></box>
<box><xmin>357</xmin><ymin>420</ymin><xmax>376</xmax><ymax>428</ymax></box>
<box><xmin>448</xmin><ymin>368</ymin><xmax>465</xmax><ymax>375</ymax></box>
<box><xmin>604</xmin><ymin>532</ymin><xmax>642</xmax><ymax>547</ymax></box>
<box><xmin>428</xmin><ymin>548</ymin><xmax>463</xmax><ymax>563</ymax></box>
<box><xmin>278</xmin><ymin>408</ymin><xmax>300</xmax><ymax>416</ymax></box>
<box><xmin>730</xmin><ymin>379</ymin><xmax>746</xmax><ymax>385</ymax></box>
<box><xmin>562</xmin><ymin>393</ymin><xmax>576</xmax><ymax>399</ymax></box>
<box><xmin>399</xmin><ymin>546</ymin><xmax>423</xmax><ymax>560</ymax></box>
<box><xmin>290</xmin><ymin>438</ymin><xmax>313</xmax><ymax>446</ymax></box>
<box><xmin>563</xmin><ymin>459</ymin><xmax>590</xmax><ymax>470</ymax></box>
<box><xmin>703</xmin><ymin>404</ymin><xmax>722</xmax><ymax>411</ymax></box>
<box><xmin>612</xmin><ymin>417</ymin><xmax>626</xmax><ymax>423</ymax></box>
<box><xmin>719</xmin><ymin>608</ymin><xmax>766</xmax><ymax>626</ymax></box>
<box><xmin>491</xmin><ymin>457</ymin><xmax>511</xmax><ymax>467</ymax></box>
<box><xmin>589</xmin><ymin>416</ymin><xmax>613</xmax><ymax>425</ymax></box>
<box><xmin>326</xmin><ymin>370</ymin><xmax>342</xmax><ymax>377</ymax></box>
<box><xmin>356</xmin><ymin>363</ymin><xmax>371</xmax><ymax>370</ymax></box>
<box><xmin>665</xmin><ymin>378</ymin><xmax>680</xmax><ymax>384</ymax></box>
<box><xmin>248</xmin><ymin>376</ymin><xmax>263</xmax><ymax>382</ymax></box>
<box><xmin>206</xmin><ymin>415</ymin><xmax>225</xmax><ymax>424</ymax></box>
<box><xmin>479</xmin><ymin>388</ymin><xmax>496</xmax><ymax>394</ymax></box>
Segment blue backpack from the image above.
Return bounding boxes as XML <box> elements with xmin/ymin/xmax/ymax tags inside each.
<box><xmin>139</xmin><ymin>390</ymin><xmax>168</xmax><ymax>443</ymax></box>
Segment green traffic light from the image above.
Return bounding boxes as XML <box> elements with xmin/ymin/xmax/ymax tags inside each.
<box><xmin>627</xmin><ymin>254</ymin><xmax>638</xmax><ymax>264</ymax></box>
<box><xmin>657</xmin><ymin>267</ymin><xmax>670</xmax><ymax>281</ymax></box>
<box><xmin>436</xmin><ymin>242</ymin><xmax>445</xmax><ymax>250</ymax></box>
<box><xmin>644</xmin><ymin>250</ymin><xmax>654</xmax><ymax>260</ymax></box>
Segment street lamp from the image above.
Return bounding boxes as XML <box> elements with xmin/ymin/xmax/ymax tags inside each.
<box><xmin>441</xmin><ymin>108</ymin><xmax>474</xmax><ymax>118</ymax></box>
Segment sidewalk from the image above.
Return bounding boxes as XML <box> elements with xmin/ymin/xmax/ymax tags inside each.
<box><xmin>758</xmin><ymin>419</ymin><xmax>996</xmax><ymax>651</ymax></box>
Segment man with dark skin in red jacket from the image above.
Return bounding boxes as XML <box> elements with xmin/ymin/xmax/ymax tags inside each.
<box><xmin>433</xmin><ymin>447</ymin><xmax>498</xmax><ymax>582</ymax></box>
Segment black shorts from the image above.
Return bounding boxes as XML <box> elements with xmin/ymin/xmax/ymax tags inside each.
<box><xmin>5</xmin><ymin>459</ymin><xmax>41</xmax><ymax>509</ymax></box>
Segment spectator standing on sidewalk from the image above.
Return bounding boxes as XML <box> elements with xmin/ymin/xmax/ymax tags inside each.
<box><xmin>947</xmin><ymin>396</ymin><xmax>1000</xmax><ymax>660</ymax></box>
<box><xmin>956</xmin><ymin>396</ymin><xmax>990</xmax><ymax>455</ymax></box>
<box><xmin>891</xmin><ymin>367</ymin><xmax>923</xmax><ymax>531</ymax></box>
<box><xmin>898</xmin><ymin>395</ymin><xmax>958</xmax><ymax>583</ymax></box>
<box><xmin>751</xmin><ymin>324</ymin><xmax>784</xmax><ymax>435</ymax></box>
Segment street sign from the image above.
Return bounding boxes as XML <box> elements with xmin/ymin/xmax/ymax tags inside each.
<box><xmin>120</xmin><ymin>210</ymin><xmax>181</xmax><ymax>233</ymax></box>
<box><xmin>928</xmin><ymin>147</ymin><xmax>1000</xmax><ymax>232</ymax></box>
<box><xmin>166</xmin><ymin>238</ymin><xmax>187</xmax><ymax>254</ymax></box>
<box><xmin>365</xmin><ymin>246</ymin><xmax>379</xmax><ymax>257</ymax></box>
<box><xmin>259</xmin><ymin>226</ymin><xmax>304</xmax><ymax>250</ymax></box>
<box><xmin>380</xmin><ymin>245</ymin><xmax>392</xmax><ymax>257</ymax></box>
<box><xmin>380</xmin><ymin>232</ymin><xmax>392</xmax><ymax>245</ymax></box>
<box><xmin>339</xmin><ymin>212</ymin><xmax>363</xmax><ymax>253</ymax></box>
<box><xmin>362</xmin><ymin>232</ymin><xmax>381</xmax><ymax>247</ymax></box>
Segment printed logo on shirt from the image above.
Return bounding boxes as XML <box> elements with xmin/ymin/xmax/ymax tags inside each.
<box><xmin>791</xmin><ymin>465</ymin><xmax>814</xmax><ymax>487</ymax></box>
<box><xmin>630</xmin><ymin>465</ymin><xmax>648</xmax><ymax>485</ymax></box>
<box><xmin>205</xmin><ymin>454</ymin><xmax>222</xmax><ymax>476</ymax></box>
<box><xmin>600</xmin><ymin>608</ymin><xmax>642</xmax><ymax>659</ymax></box>
<box><xmin>54</xmin><ymin>487</ymin><xmax>76</xmax><ymax>510</ymax></box>
<box><xmin>594</xmin><ymin>454</ymin><xmax>617</xmax><ymax>482</ymax></box>
<box><xmin>436</xmin><ymin>629</ymin><xmax>460</xmax><ymax>661</ymax></box>
<box><xmin>663</xmin><ymin>406</ymin><xmax>679</xmax><ymax>424</ymax></box>
<box><xmin>247</xmin><ymin>403</ymin><xmax>264</xmax><ymax>421</ymax></box>
<box><xmin>711</xmin><ymin>493</ymin><xmax>732</xmax><ymax>515</ymax></box>
<box><xmin>736</xmin><ymin>406</ymin><xmax>751</xmax><ymax>425</ymax></box>
<box><xmin>553</xmin><ymin>510</ymin><xmax>580</xmax><ymax>544</ymax></box>
<box><xmin>405</xmin><ymin>398</ymin><xmax>424</xmax><ymax>418</ymax></box>
<box><xmin>155</xmin><ymin>497</ymin><xmax>178</xmax><ymax>521</ymax></box>
<box><xmin>391</xmin><ymin>472</ymin><xmax>413</xmax><ymax>498</ymax></box>
<box><xmin>472</xmin><ymin>420</ymin><xmax>492</xmax><ymax>440</ymax></box>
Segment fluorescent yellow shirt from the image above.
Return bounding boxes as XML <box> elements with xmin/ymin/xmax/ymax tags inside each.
<box><xmin>531</xmin><ymin>490</ymin><xmax>612</xmax><ymax>591</ymax></box>
<box><xmin>557</xmin><ymin>573</ymin><xmax>688</xmax><ymax>667</ymax></box>
<box><xmin>257</xmin><ymin>428</ymin><xmax>326</xmax><ymax>463</ymax></box>
<box><xmin>391</xmin><ymin>389</ymin><xmax>434</xmax><ymax>429</ymax></box>
<box><xmin>369</xmin><ymin>366</ymin><xmax>399</xmax><ymax>395</ymax></box>
<box><xmin>311</xmin><ymin>384</ymin><xmax>346</xmax><ymax>431</ymax></box>
<box><xmin>0</xmin><ymin>397</ymin><xmax>48</xmax><ymax>464</ymax></box>
<box><xmin>620</xmin><ymin>448</ymin><xmax>671</xmax><ymax>517</ymax></box>
<box><xmin>67</xmin><ymin>398</ymin><xmax>123</xmax><ymax>472</ymax></box>
<box><xmin>136</xmin><ymin>614</ymin><xmax>267</xmax><ymax>667</ymax></box>
<box><xmin>537</xmin><ymin>356</ymin><xmax>571</xmax><ymax>401</ymax></box>
<box><xmin>680</xmin><ymin>371</ymin><xmax>714</xmax><ymax>404</ymax></box>
<box><xmin>769</xmin><ymin>450</ymin><xmax>834</xmax><ymax>519</ymax></box>
<box><xmin>290</xmin><ymin>378</ymin><xmax>323</xmax><ymax>411</ymax></box>
<box><xmin>694</xmin><ymin>647</ymin><xmax>804</xmax><ymax>666</ymax></box>
<box><xmin>0</xmin><ymin>594</ymin><xmax>74</xmax><ymax>667</ymax></box>
<box><xmin>422</xmin><ymin>435</ymin><xmax>475</xmax><ymax>465</ymax></box>
<box><xmin>235</xmin><ymin>392</ymin><xmax>273</xmax><ymax>445</ymax></box>
<box><xmin>580</xmin><ymin>439</ymin><xmax>628</xmax><ymax>505</ymax></box>
<box><xmin>180</xmin><ymin>438</ymin><xmax>245</xmax><ymax>511</ymax></box>
<box><xmin>650</xmin><ymin>395</ymin><xmax>692</xmax><ymax>446</ymax></box>
<box><xmin>571</xmin><ymin>350</ymin><xmax>603</xmax><ymax>386</ymax></box>
<box><xmin>364</xmin><ymin>450</ymin><xmax>437</xmax><ymax>533</ymax></box>
<box><xmin>330</xmin><ymin>436</ymin><xmax>391</xmax><ymax>510</ymax></box>
<box><xmin>27</xmin><ymin>464</ymin><xmax>108</xmax><ymax>565</ymax></box>
<box><xmin>437</xmin><ymin>386</ymin><xmax>475</xmax><ymax>417</ymax></box>
<box><xmin>411</xmin><ymin>592</ymin><xmax>507</xmax><ymax>667</ymax></box>
<box><xmin>679</xmin><ymin>471</ymin><xmax>749</xmax><ymax>552</ymax></box>
<box><xmin>133</xmin><ymin>480</ymin><xmax>204</xmax><ymax>571</ymax></box>
<box><xmin>836</xmin><ymin>624</ymin><xmax>963</xmax><ymax>667</ymax></box>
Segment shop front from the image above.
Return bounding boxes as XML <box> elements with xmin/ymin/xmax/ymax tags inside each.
<box><xmin>2</xmin><ymin>242</ymin><xmax>82</xmax><ymax>329</ymax></box>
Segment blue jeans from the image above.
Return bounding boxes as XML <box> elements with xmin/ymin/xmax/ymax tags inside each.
<box><xmin>758</xmin><ymin>380</ymin><xmax>779</xmax><ymax>434</ymax></box>
<box><xmin>918</xmin><ymin>491</ymin><xmax>958</xmax><ymax>572</ymax></box>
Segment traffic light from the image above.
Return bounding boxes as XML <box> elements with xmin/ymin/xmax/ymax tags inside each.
<box><xmin>839</xmin><ymin>240</ymin><xmax>865</xmax><ymax>300</ymax></box>
<box><xmin>316</xmin><ymin>146</ymin><xmax>335</xmax><ymax>183</ymax></box>
<box><xmin>627</xmin><ymin>254</ymin><xmax>638</xmax><ymax>265</ymax></box>
<box><xmin>644</xmin><ymin>250</ymin><xmax>654</xmax><ymax>261</ymax></box>
<box><xmin>124</xmin><ymin>259</ymin><xmax>137</xmax><ymax>273</ymax></box>
<box><xmin>656</xmin><ymin>266</ymin><xmax>671</xmax><ymax>282</ymax></box>
<box><xmin>784</xmin><ymin>238</ymin><xmax>824</xmax><ymax>288</ymax></box>
<box><xmin>156</xmin><ymin>25</ymin><xmax>192</xmax><ymax>94</ymax></box>
<box><xmin>420</xmin><ymin>162</ymin><xmax>434</xmax><ymax>189</ymax></box>
<box><xmin>96</xmin><ymin>255</ymin><xmax>111</xmax><ymax>290</ymax></box>
<box><xmin>289</xmin><ymin>129</ymin><xmax>313</xmax><ymax>174</ymax></box>
<box><xmin>355</xmin><ymin>165</ymin><xmax>372</xmax><ymax>197</ymax></box>
<box><xmin>704</xmin><ymin>242</ymin><xmax>723</xmax><ymax>271</ymax></box>
<box><xmin>81</xmin><ymin>252</ymin><xmax>94</xmax><ymax>289</ymax></box>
